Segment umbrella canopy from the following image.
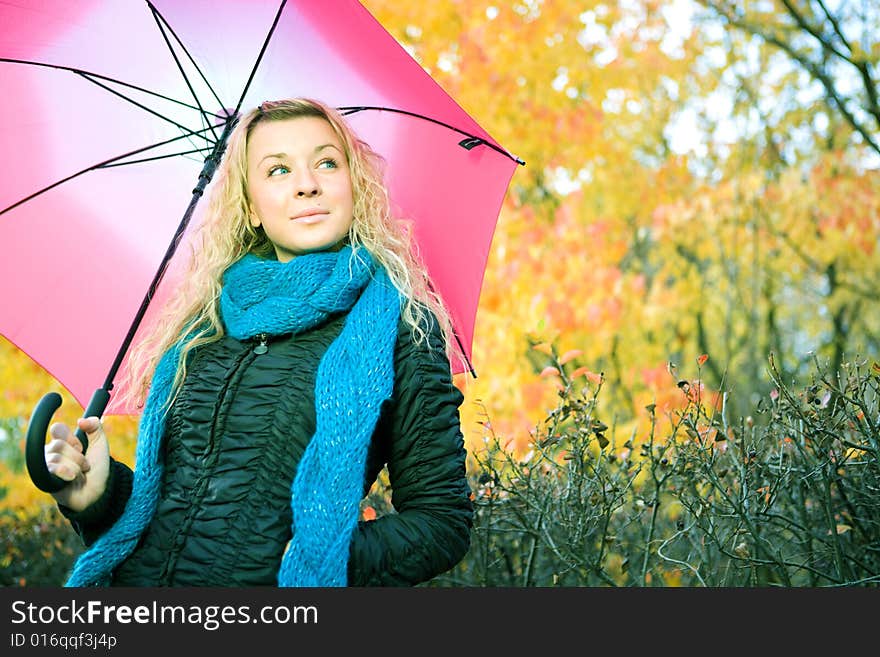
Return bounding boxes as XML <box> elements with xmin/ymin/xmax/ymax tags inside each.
<box><xmin>0</xmin><ymin>0</ymin><xmax>522</xmax><ymax>423</ymax></box>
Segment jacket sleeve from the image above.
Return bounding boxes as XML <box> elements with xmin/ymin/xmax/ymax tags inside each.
<box><xmin>347</xmin><ymin>314</ymin><xmax>474</xmax><ymax>586</ymax></box>
<box><xmin>57</xmin><ymin>458</ymin><xmax>134</xmax><ymax>546</ymax></box>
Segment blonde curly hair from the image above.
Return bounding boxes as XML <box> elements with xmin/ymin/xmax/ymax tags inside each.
<box><xmin>117</xmin><ymin>98</ymin><xmax>458</xmax><ymax>411</ymax></box>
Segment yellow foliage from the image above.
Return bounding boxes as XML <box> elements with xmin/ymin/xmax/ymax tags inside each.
<box><xmin>0</xmin><ymin>337</ymin><xmax>140</xmax><ymax>514</ymax></box>
<box><xmin>0</xmin><ymin>461</ymin><xmax>54</xmax><ymax>512</ymax></box>
<box><xmin>365</xmin><ymin>0</ymin><xmax>880</xmax><ymax>462</ymax></box>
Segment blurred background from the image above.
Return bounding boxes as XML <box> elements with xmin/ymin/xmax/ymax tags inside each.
<box><xmin>2</xmin><ymin>0</ymin><xmax>878</xmax><ymax>586</ymax></box>
<box><xmin>363</xmin><ymin>0</ymin><xmax>879</xmax><ymax>456</ymax></box>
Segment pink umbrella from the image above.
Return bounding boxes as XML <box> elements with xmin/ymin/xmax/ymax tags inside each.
<box><xmin>0</xmin><ymin>0</ymin><xmax>522</xmax><ymax>491</ymax></box>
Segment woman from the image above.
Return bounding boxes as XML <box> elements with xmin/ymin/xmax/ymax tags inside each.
<box><xmin>44</xmin><ymin>98</ymin><xmax>474</xmax><ymax>587</ymax></box>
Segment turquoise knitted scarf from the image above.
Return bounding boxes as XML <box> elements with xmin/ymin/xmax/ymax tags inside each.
<box><xmin>65</xmin><ymin>246</ymin><xmax>401</xmax><ymax>587</ymax></box>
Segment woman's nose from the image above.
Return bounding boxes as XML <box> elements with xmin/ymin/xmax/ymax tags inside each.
<box><xmin>293</xmin><ymin>170</ymin><xmax>320</xmax><ymax>197</ymax></box>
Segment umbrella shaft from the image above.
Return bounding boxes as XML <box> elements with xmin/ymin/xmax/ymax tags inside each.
<box><xmin>104</xmin><ymin>118</ymin><xmax>238</xmax><ymax>394</ymax></box>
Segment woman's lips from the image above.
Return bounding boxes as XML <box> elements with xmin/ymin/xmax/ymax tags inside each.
<box><xmin>291</xmin><ymin>208</ymin><xmax>329</xmax><ymax>223</ymax></box>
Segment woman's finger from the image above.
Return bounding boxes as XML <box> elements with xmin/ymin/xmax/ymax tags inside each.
<box><xmin>45</xmin><ymin>435</ymin><xmax>90</xmax><ymax>473</ymax></box>
<box><xmin>44</xmin><ymin>449</ymin><xmax>82</xmax><ymax>482</ymax></box>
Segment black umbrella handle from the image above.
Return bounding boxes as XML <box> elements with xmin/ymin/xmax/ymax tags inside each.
<box><xmin>25</xmin><ymin>388</ymin><xmax>111</xmax><ymax>493</ymax></box>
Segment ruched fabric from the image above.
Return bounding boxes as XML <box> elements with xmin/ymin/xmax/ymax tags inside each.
<box><xmin>113</xmin><ymin>317</ymin><xmax>344</xmax><ymax>585</ymax></box>
<box><xmin>62</xmin><ymin>313</ymin><xmax>474</xmax><ymax>586</ymax></box>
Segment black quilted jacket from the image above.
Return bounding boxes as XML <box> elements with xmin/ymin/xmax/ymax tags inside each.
<box><xmin>60</xmin><ymin>311</ymin><xmax>473</xmax><ymax>586</ymax></box>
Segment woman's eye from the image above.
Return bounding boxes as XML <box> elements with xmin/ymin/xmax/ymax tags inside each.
<box><xmin>268</xmin><ymin>165</ymin><xmax>289</xmax><ymax>176</ymax></box>
<box><xmin>317</xmin><ymin>158</ymin><xmax>338</xmax><ymax>169</ymax></box>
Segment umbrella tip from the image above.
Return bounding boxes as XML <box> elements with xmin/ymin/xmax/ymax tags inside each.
<box><xmin>459</xmin><ymin>136</ymin><xmax>526</xmax><ymax>166</ymax></box>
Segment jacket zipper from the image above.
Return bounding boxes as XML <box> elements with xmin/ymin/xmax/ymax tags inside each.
<box><xmin>159</xmin><ymin>339</ymin><xmax>260</xmax><ymax>585</ymax></box>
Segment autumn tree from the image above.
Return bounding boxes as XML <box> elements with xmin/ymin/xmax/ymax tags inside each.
<box><xmin>362</xmin><ymin>0</ymin><xmax>879</xmax><ymax>454</ymax></box>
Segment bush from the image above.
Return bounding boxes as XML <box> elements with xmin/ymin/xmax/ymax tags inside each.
<box><xmin>430</xmin><ymin>354</ymin><xmax>880</xmax><ymax>587</ymax></box>
<box><xmin>3</xmin><ymin>355</ymin><xmax>877</xmax><ymax>587</ymax></box>
<box><xmin>0</xmin><ymin>506</ymin><xmax>82</xmax><ymax>587</ymax></box>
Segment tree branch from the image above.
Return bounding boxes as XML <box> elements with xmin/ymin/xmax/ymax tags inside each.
<box><xmin>697</xmin><ymin>1</ymin><xmax>880</xmax><ymax>155</ymax></box>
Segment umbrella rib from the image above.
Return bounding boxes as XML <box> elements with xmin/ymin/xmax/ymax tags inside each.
<box><xmin>147</xmin><ymin>0</ymin><xmax>225</xmax><ymax>143</ymax></box>
<box><xmin>425</xmin><ymin>280</ymin><xmax>477</xmax><ymax>379</ymax></box>
<box><xmin>232</xmin><ymin>0</ymin><xmax>288</xmax><ymax>117</ymax></box>
<box><xmin>0</xmin><ymin>125</ymin><xmax>218</xmax><ymax>216</ymax></box>
<box><xmin>0</xmin><ymin>58</ymin><xmax>210</xmax><ymax>120</ymax></box>
<box><xmin>76</xmin><ymin>72</ymin><xmax>216</xmax><ymax>148</ymax></box>
<box><xmin>96</xmin><ymin>147</ymin><xmax>214</xmax><ymax>168</ymax></box>
<box><xmin>452</xmin><ymin>331</ymin><xmax>477</xmax><ymax>379</ymax></box>
<box><xmin>101</xmin><ymin>118</ymin><xmax>240</xmax><ymax>398</ymax></box>
<box><xmin>339</xmin><ymin>106</ymin><xmax>526</xmax><ymax>166</ymax></box>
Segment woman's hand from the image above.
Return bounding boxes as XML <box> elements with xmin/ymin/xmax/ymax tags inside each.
<box><xmin>45</xmin><ymin>417</ymin><xmax>111</xmax><ymax>512</ymax></box>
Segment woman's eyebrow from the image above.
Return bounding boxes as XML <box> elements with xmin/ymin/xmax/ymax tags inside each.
<box><xmin>258</xmin><ymin>152</ymin><xmax>287</xmax><ymax>164</ymax></box>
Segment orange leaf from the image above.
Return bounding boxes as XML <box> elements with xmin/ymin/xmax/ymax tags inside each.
<box><xmin>532</xmin><ymin>342</ymin><xmax>554</xmax><ymax>356</ymax></box>
<box><xmin>540</xmin><ymin>366</ymin><xmax>561</xmax><ymax>378</ymax></box>
<box><xmin>586</xmin><ymin>371</ymin><xmax>604</xmax><ymax>384</ymax></box>
<box><xmin>569</xmin><ymin>366</ymin><xmax>591</xmax><ymax>379</ymax></box>
<box><xmin>559</xmin><ymin>349</ymin><xmax>583</xmax><ymax>364</ymax></box>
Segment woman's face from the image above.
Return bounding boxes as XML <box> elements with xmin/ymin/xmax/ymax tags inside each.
<box><xmin>246</xmin><ymin>116</ymin><xmax>354</xmax><ymax>261</ymax></box>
